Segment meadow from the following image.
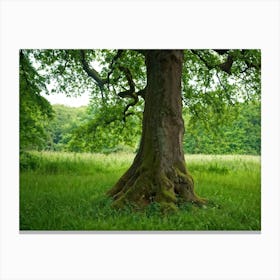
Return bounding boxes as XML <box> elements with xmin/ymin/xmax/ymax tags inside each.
<box><xmin>20</xmin><ymin>151</ymin><xmax>261</xmax><ymax>231</ymax></box>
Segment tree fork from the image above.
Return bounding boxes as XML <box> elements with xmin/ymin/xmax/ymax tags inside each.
<box><xmin>107</xmin><ymin>50</ymin><xmax>205</xmax><ymax>210</ymax></box>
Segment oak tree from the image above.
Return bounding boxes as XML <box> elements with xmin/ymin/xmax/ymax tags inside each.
<box><xmin>20</xmin><ymin>49</ymin><xmax>261</xmax><ymax>210</ymax></box>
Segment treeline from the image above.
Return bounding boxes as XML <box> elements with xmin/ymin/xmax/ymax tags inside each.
<box><xmin>20</xmin><ymin>101</ymin><xmax>260</xmax><ymax>155</ymax></box>
<box><xmin>184</xmin><ymin>101</ymin><xmax>261</xmax><ymax>155</ymax></box>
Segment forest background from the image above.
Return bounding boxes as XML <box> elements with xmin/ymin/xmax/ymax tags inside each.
<box><xmin>20</xmin><ymin>98</ymin><xmax>261</xmax><ymax>158</ymax></box>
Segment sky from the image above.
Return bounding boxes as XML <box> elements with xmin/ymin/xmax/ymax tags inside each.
<box><xmin>39</xmin><ymin>59</ymin><xmax>101</xmax><ymax>108</ymax></box>
<box><xmin>42</xmin><ymin>91</ymin><xmax>90</xmax><ymax>107</ymax></box>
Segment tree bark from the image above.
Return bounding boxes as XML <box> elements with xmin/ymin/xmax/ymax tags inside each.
<box><xmin>107</xmin><ymin>50</ymin><xmax>204</xmax><ymax>210</ymax></box>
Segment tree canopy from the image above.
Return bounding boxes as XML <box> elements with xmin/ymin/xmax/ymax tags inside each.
<box><xmin>20</xmin><ymin>49</ymin><xmax>261</xmax><ymax>151</ymax></box>
<box><xmin>23</xmin><ymin>49</ymin><xmax>260</xmax><ymax>108</ymax></box>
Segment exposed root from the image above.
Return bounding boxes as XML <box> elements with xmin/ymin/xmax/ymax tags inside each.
<box><xmin>107</xmin><ymin>164</ymin><xmax>206</xmax><ymax>211</ymax></box>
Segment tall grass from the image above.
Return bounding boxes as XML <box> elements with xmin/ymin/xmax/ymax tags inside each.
<box><xmin>20</xmin><ymin>151</ymin><xmax>261</xmax><ymax>231</ymax></box>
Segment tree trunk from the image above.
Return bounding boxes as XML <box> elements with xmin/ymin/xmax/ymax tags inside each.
<box><xmin>107</xmin><ymin>50</ymin><xmax>204</xmax><ymax>210</ymax></box>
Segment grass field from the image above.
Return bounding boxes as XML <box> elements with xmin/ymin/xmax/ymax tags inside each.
<box><xmin>20</xmin><ymin>151</ymin><xmax>261</xmax><ymax>231</ymax></box>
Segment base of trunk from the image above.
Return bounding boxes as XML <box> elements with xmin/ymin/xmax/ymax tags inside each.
<box><xmin>107</xmin><ymin>161</ymin><xmax>206</xmax><ymax>211</ymax></box>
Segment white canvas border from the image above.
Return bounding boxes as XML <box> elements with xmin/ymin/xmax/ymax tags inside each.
<box><xmin>1</xmin><ymin>0</ymin><xmax>279</xmax><ymax>279</ymax></box>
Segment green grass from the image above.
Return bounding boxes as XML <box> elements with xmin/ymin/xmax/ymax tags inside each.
<box><xmin>20</xmin><ymin>151</ymin><xmax>261</xmax><ymax>231</ymax></box>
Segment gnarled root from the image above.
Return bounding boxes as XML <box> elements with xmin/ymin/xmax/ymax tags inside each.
<box><xmin>107</xmin><ymin>163</ymin><xmax>205</xmax><ymax>211</ymax></box>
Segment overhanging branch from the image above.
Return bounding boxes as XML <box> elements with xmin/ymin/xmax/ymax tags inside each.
<box><xmin>80</xmin><ymin>50</ymin><xmax>107</xmax><ymax>89</ymax></box>
<box><xmin>80</xmin><ymin>49</ymin><xmax>145</xmax><ymax>121</ymax></box>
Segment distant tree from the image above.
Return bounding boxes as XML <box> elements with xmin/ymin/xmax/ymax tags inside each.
<box><xmin>20</xmin><ymin>49</ymin><xmax>261</xmax><ymax>210</ymax></box>
<box><xmin>47</xmin><ymin>105</ymin><xmax>89</xmax><ymax>151</ymax></box>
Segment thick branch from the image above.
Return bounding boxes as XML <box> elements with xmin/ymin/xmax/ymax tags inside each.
<box><xmin>80</xmin><ymin>50</ymin><xmax>107</xmax><ymax>89</ymax></box>
<box><xmin>219</xmin><ymin>55</ymin><xmax>233</xmax><ymax>74</ymax></box>
<box><xmin>136</xmin><ymin>87</ymin><xmax>146</xmax><ymax>100</ymax></box>
<box><xmin>116</xmin><ymin>66</ymin><xmax>137</xmax><ymax>121</ymax></box>
<box><xmin>118</xmin><ymin>66</ymin><xmax>135</xmax><ymax>94</ymax></box>
<box><xmin>80</xmin><ymin>50</ymin><xmax>145</xmax><ymax>120</ymax></box>
<box><xmin>116</xmin><ymin>65</ymin><xmax>146</xmax><ymax>100</ymax></box>
<box><xmin>117</xmin><ymin>66</ymin><xmax>136</xmax><ymax>100</ymax></box>
<box><xmin>121</xmin><ymin>86</ymin><xmax>146</xmax><ymax>121</ymax></box>
<box><xmin>123</xmin><ymin>96</ymin><xmax>139</xmax><ymax>122</ymax></box>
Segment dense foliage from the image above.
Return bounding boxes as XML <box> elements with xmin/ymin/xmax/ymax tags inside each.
<box><xmin>46</xmin><ymin>105</ymin><xmax>90</xmax><ymax>151</ymax></box>
<box><xmin>20</xmin><ymin>51</ymin><xmax>54</xmax><ymax>150</ymax></box>
<box><xmin>184</xmin><ymin>101</ymin><xmax>261</xmax><ymax>155</ymax></box>
<box><xmin>19</xmin><ymin>49</ymin><xmax>261</xmax><ymax>155</ymax></box>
